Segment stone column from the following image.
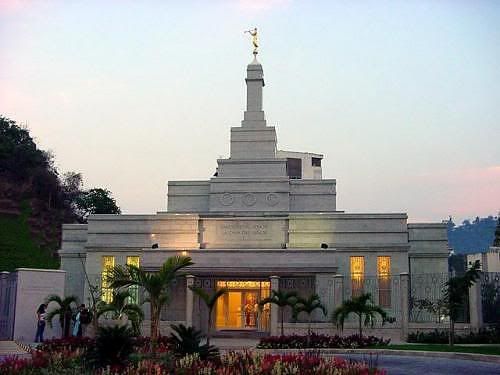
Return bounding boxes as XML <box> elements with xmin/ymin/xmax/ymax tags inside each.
<box><xmin>400</xmin><ymin>272</ymin><xmax>409</xmax><ymax>341</ymax></box>
<box><xmin>332</xmin><ymin>275</ymin><xmax>344</xmax><ymax>334</ymax></box>
<box><xmin>469</xmin><ymin>280</ymin><xmax>483</xmax><ymax>332</ymax></box>
<box><xmin>315</xmin><ymin>274</ymin><xmax>335</xmax><ymax>322</ymax></box>
<box><xmin>333</xmin><ymin>274</ymin><xmax>344</xmax><ymax>309</ymax></box>
<box><xmin>270</xmin><ymin>275</ymin><xmax>279</xmax><ymax>336</ymax></box>
<box><xmin>185</xmin><ymin>275</ymin><xmax>195</xmax><ymax>327</ymax></box>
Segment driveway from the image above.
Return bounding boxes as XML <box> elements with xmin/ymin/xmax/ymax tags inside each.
<box><xmin>338</xmin><ymin>353</ymin><xmax>500</xmax><ymax>375</ymax></box>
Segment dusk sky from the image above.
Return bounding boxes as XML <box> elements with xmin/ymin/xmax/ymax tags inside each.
<box><xmin>1</xmin><ymin>0</ymin><xmax>499</xmax><ymax>223</ymax></box>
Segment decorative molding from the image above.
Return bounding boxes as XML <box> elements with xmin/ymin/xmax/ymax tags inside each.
<box><xmin>265</xmin><ymin>193</ymin><xmax>279</xmax><ymax>206</ymax></box>
<box><xmin>242</xmin><ymin>193</ymin><xmax>257</xmax><ymax>206</ymax></box>
<box><xmin>220</xmin><ymin>193</ymin><xmax>234</xmax><ymax>206</ymax></box>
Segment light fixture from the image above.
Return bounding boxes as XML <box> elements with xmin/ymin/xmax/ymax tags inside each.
<box><xmin>181</xmin><ymin>250</ymin><xmax>188</xmax><ymax>256</ymax></box>
<box><xmin>152</xmin><ymin>243</ymin><xmax>159</xmax><ymax>249</ymax></box>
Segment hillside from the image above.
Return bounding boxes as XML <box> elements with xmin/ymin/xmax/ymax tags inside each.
<box><xmin>0</xmin><ymin>116</ymin><xmax>120</xmax><ymax>272</ymax></box>
<box><xmin>447</xmin><ymin>216</ymin><xmax>498</xmax><ymax>254</ymax></box>
<box><xmin>0</xmin><ymin>208</ymin><xmax>59</xmax><ymax>272</ymax></box>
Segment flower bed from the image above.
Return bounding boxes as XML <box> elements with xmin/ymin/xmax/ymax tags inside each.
<box><xmin>0</xmin><ymin>337</ymin><xmax>385</xmax><ymax>374</ymax></box>
<box><xmin>142</xmin><ymin>351</ymin><xmax>387</xmax><ymax>375</ymax></box>
<box><xmin>257</xmin><ymin>334</ymin><xmax>390</xmax><ymax>349</ymax></box>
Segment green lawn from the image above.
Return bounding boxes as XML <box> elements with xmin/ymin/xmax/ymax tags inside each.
<box><xmin>0</xmin><ymin>209</ymin><xmax>59</xmax><ymax>272</ymax></box>
<box><xmin>373</xmin><ymin>344</ymin><xmax>500</xmax><ymax>356</ymax></box>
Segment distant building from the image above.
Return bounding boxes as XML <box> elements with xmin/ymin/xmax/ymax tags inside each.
<box><xmin>276</xmin><ymin>150</ymin><xmax>323</xmax><ymax>180</ymax></box>
<box><xmin>467</xmin><ymin>216</ymin><xmax>500</xmax><ymax>272</ymax></box>
<box><xmin>467</xmin><ymin>247</ymin><xmax>500</xmax><ymax>273</ymax></box>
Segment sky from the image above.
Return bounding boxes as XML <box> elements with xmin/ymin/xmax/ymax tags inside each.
<box><xmin>1</xmin><ymin>0</ymin><xmax>499</xmax><ymax>223</ymax></box>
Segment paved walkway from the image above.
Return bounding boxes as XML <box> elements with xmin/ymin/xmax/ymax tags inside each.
<box><xmin>338</xmin><ymin>353</ymin><xmax>500</xmax><ymax>375</ymax></box>
<box><xmin>212</xmin><ymin>339</ymin><xmax>500</xmax><ymax>373</ymax></box>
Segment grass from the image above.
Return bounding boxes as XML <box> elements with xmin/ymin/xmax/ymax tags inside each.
<box><xmin>373</xmin><ymin>344</ymin><xmax>500</xmax><ymax>356</ymax></box>
<box><xmin>0</xmin><ymin>206</ymin><xmax>59</xmax><ymax>272</ymax></box>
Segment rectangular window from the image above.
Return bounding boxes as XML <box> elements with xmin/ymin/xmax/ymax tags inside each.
<box><xmin>311</xmin><ymin>157</ymin><xmax>322</xmax><ymax>167</ymax></box>
<box><xmin>350</xmin><ymin>256</ymin><xmax>364</xmax><ymax>297</ymax></box>
<box><xmin>101</xmin><ymin>256</ymin><xmax>115</xmax><ymax>303</ymax></box>
<box><xmin>377</xmin><ymin>256</ymin><xmax>391</xmax><ymax>308</ymax></box>
<box><xmin>126</xmin><ymin>256</ymin><xmax>140</xmax><ymax>304</ymax></box>
<box><xmin>286</xmin><ymin>158</ymin><xmax>302</xmax><ymax>179</ymax></box>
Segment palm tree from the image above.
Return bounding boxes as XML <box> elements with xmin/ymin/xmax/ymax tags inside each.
<box><xmin>96</xmin><ymin>289</ymin><xmax>144</xmax><ymax>336</ymax></box>
<box><xmin>188</xmin><ymin>286</ymin><xmax>228</xmax><ymax>346</ymax></box>
<box><xmin>293</xmin><ymin>293</ymin><xmax>327</xmax><ymax>343</ymax></box>
<box><xmin>107</xmin><ymin>255</ymin><xmax>194</xmax><ymax>345</ymax></box>
<box><xmin>45</xmin><ymin>294</ymin><xmax>78</xmax><ymax>338</ymax></box>
<box><xmin>444</xmin><ymin>259</ymin><xmax>481</xmax><ymax>346</ymax></box>
<box><xmin>332</xmin><ymin>293</ymin><xmax>389</xmax><ymax>337</ymax></box>
<box><xmin>259</xmin><ymin>290</ymin><xmax>298</xmax><ymax>336</ymax></box>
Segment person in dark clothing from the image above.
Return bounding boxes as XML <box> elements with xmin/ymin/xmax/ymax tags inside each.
<box><xmin>35</xmin><ymin>303</ymin><xmax>47</xmax><ymax>343</ymax></box>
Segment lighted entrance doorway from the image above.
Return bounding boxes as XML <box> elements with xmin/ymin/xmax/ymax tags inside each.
<box><xmin>215</xmin><ymin>280</ymin><xmax>270</xmax><ymax>331</ymax></box>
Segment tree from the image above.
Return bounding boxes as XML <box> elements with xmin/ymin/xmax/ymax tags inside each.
<box><xmin>448</xmin><ymin>254</ymin><xmax>466</xmax><ymax>274</ymax></box>
<box><xmin>75</xmin><ymin>188</ymin><xmax>121</xmax><ymax>221</ymax></box>
<box><xmin>107</xmin><ymin>256</ymin><xmax>194</xmax><ymax>346</ymax></box>
<box><xmin>259</xmin><ymin>290</ymin><xmax>298</xmax><ymax>336</ymax></box>
<box><xmin>45</xmin><ymin>294</ymin><xmax>78</xmax><ymax>338</ymax></box>
<box><xmin>494</xmin><ymin>215</ymin><xmax>500</xmax><ymax>247</ymax></box>
<box><xmin>332</xmin><ymin>293</ymin><xmax>391</xmax><ymax>337</ymax></box>
<box><xmin>292</xmin><ymin>293</ymin><xmax>327</xmax><ymax>343</ymax></box>
<box><xmin>444</xmin><ymin>259</ymin><xmax>481</xmax><ymax>346</ymax></box>
<box><xmin>96</xmin><ymin>289</ymin><xmax>144</xmax><ymax>336</ymax></box>
<box><xmin>188</xmin><ymin>286</ymin><xmax>228</xmax><ymax>346</ymax></box>
<box><xmin>0</xmin><ymin>116</ymin><xmax>50</xmax><ymax>175</ymax></box>
<box><xmin>448</xmin><ymin>215</ymin><xmax>497</xmax><ymax>254</ymax></box>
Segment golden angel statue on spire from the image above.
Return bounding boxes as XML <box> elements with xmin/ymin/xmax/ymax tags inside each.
<box><xmin>244</xmin><ymin>27</ymin><xmax>259</xmax><ymax>55</ymax></box>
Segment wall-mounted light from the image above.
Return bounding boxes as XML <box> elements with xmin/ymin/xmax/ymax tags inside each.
<box><xmin>181</xmin><ymin>250</ymin><xmax>188</xmax><ymax>256</ymax></box>
<box><xmin>152</xmin><ymin>243</ymin><xmax>159</xmax><ymax>249</ymax></box>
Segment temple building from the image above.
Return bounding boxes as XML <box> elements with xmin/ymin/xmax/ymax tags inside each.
<box><xmin>59</xmin><ymin>54</ymin><xmax>449</xmax><ymax>338</ymax></box>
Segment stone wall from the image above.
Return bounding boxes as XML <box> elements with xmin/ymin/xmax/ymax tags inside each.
<box><xmin>0</xmin><ymin>268</ymin><xmax>66</xmax><ymax>342</ymax></box>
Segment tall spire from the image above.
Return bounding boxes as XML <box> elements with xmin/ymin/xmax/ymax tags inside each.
<box><xmin>242</xmin><ymin>57</ymin><xmax>266</xmax><ymax>128</ymax></box>
<box><xmin>242</xmin><ymin>27</ymin><xmax>265</xmax><ymax>128</ymax></box>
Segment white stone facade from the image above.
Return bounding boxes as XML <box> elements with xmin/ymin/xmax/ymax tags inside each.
<box><xmin>59</xmin><ymin>56</ymin><xmax>449</xmax><ymax>338</ymax></box>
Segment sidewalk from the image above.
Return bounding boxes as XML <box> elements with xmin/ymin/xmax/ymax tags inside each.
<box><xmin>0</xmin><ymin>341</ymin><xmax>31</xmax><ymax>361</ymax></box>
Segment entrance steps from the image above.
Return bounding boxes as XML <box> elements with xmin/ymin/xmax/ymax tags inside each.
<box><xmin>0</xmin><ymin>341</ymin><xmax>31</xmax><ymax>359</ymax></box>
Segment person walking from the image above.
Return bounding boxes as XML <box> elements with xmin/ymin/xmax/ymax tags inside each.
<box><xmin>34</xmin><ymin>304</ymin><xmax>47</xmax><ymax>343</ymax></box>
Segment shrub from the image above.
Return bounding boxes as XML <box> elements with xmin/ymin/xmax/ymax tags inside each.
<box><xmin>169</xmin><ymin>323</ymin><xmax>219</xmax><ymax>359</ymax></box>
<box><xmin>408</xmin><ymin>326</ymin><xmax>500</xmax><ymax>344</ymax></box>
<box><xmin>257</xmin><ymin>333</ymin><xmax>390</xmax><ymax>349</ymax></box>
<box><xmin>86</xmin><ymin>325</ymin><xmax>135</xmax><ymax>369</ymax></box>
